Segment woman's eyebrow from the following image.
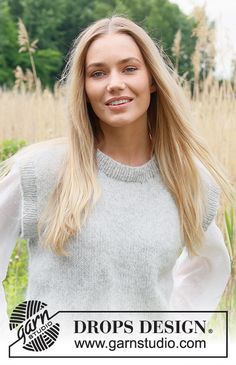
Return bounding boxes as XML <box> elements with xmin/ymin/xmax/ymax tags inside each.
<box><xmin>86</xmin><ymin>57</ymin><xmax>142</xmax><ymax>70</ymax></box>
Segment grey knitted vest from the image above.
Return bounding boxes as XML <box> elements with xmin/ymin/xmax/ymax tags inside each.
<box><xmin>18</xmin><ymin>142</ymin><xmax>219</xmax><ymax>314</ymax></box>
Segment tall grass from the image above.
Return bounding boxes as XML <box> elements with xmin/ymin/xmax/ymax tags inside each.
<box><xmin>0</xmin><ymin>85</ymin><xmax>67</xmax><ymax>142</ymax></box>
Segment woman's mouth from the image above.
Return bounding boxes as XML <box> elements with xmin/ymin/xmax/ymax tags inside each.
<box><xmin>106</xmin><ymin>99</ymin><xmax>133</xmax><ymax>109</ymax></box>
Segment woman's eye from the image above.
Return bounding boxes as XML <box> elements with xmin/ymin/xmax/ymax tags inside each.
<box><xmin>125</xmin><ymin>67</ymin><xmax>137</xmax><ymax>73</ymax></box>
<box><xmin>91</xmin><ymin>71</ymin><xmax>105</xmax><ymax>78</ymax></box>
<box><xmin>90</xmin><ymin>67</ymin><xmax>137</xmax><ymax>78</ymax></box>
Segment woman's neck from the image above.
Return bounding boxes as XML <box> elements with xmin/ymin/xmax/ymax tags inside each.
<box><xmin>97</xmin><ymin>137</ymin><xmax>153</xmax><ymax>167</ymax></box>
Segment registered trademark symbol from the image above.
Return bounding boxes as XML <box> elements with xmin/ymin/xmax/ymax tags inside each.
<box><xmin>208</xmin><ymin>328</ymin><xmax>213</xmax><ymax>334</ymax></box>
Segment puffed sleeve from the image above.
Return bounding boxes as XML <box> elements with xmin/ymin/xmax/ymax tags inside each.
<box><xmin>169</xmin><ymin>220</ymin><xmax>231</xmax><ymax>311</ymax></box>
<box><xmin>170</xmin><ymin>159</ymin><xmax>231</xmax><ymax>313</ymax></box>
<box><xmin>0</xmin><ymin>163</ymin><xmax>22</xmax><ymax>337</ymax></box>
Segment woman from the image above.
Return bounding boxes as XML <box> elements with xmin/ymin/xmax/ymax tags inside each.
<box><xmin>0</xmin><ymin>16</ymin><xmax>233</xmax><ymax>331</ymax></box>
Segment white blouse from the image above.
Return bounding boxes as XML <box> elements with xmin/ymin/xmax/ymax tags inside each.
<box><xmin>0</xmin><ymin>163</ymin><xmax>231</xmax><ymax>332</ymax></box>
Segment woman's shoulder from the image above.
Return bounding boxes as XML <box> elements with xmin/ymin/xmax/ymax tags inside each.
<box><xmin>11</xmin><ymin>138</ymin><xmax>68</xmax><ymax>192</ymax></box>
<box><xmin>194</xmin><ymin>156</ymin><xmax>211</xmax><ymax>177</ymax></box>
<box><xmin>14</xmin><ymin>137</ymin><xmax>68</xmax><ymax>171</ymax></box>
<box><xmin>193</xmin><ymin>157</ymin><xmax>219</xmax><ymax>190</ymax></box>
<box><xmin>0</xmin><ymin>138</ymin><xmax>67</xmax><ymax>184</ymax></box>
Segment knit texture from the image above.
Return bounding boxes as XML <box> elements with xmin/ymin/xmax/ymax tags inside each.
<box><xmin>18</xmin><ymin>142</ymin><xmax>219</xmax><ymax>313</ymax></box>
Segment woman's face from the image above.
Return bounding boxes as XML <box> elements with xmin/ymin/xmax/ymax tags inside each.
<box><xmin>85</xmin><ymin>33</ymin><xmax>156</xmax><ymax>130</ymax></box>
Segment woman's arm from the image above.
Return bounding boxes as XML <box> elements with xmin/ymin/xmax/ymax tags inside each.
<box><xmin>0</xmin><ymin>163</ymin><xmax>22</xmax><ymax>336</ymax></box>
<box><xmin>170</xmin><ymin>220</ymin><xmax>231</xmax><ymax>311</ymax></box>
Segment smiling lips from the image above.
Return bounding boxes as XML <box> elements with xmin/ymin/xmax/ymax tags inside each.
<box><xmin>105</xmin><ymin>97</ymin><xmax>133</xmax><ymax>106</ymax></box>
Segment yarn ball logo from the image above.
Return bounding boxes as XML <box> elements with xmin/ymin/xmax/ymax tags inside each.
<box><xmin>9</xmin><ymin>300</ymin><xmax>60</xmax><ymax>352</ymax></box>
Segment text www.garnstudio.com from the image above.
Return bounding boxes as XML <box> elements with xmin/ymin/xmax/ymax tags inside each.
<box><xmin>74</xmin><ymin>338</ymin><xmax>206</xmax><ymax>351</ymax></box>
<box><xmin>72</xmin><ymin>319</ymin><xmax>210</xmax><ymax>352</ymax></box>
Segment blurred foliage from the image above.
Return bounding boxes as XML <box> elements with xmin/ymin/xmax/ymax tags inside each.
<box><xmin>210</xmin><ymin>207</ymin><xmax>236</xmax><ymax>336</ymax></box>
<box><xmin>0</xmin><ymin>139</ymin><xmax>26</xmax><ymax>161</ymax></box>
<box><xmin>1</xmin><ymin>0</ymin><xmax>200</xmax><ymax>88</ymax></box>
<box><xmin>0</xmin><ymin>0</ymin><xmax>20</xmax><ymax>86</ymax></box>
<box><xmin>3</xmin><ymin>240</ymin><xmax>28</xmax><ymax>316</ymax></box>
<box><xmin>224</xmin><ymin>207</ymin><xmax>236</xmax><ymax>330</ymax></box>
<box><xmin>0</xmin><ymin>139</ymin><xmax>28</xmax><ymax>315</ymax></box>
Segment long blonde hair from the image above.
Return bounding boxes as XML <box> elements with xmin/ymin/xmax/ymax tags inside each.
<box><xmin>2</xmin><ymin>16</ymin><xmax>235</xmax><ymax>255</ymax></box>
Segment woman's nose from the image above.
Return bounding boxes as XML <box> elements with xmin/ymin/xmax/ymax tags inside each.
<box><xmin>106</xmin><ymin>72</ymin><xmax>126</xmax><ymax>92</ymax></box>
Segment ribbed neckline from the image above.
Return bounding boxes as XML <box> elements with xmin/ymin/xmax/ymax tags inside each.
<box><xmin>96</xmin><ymin>148</ymin><xmax>159</xmax><ymax>183</ymax></box>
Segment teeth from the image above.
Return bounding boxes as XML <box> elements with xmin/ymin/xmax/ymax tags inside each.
<box><xmin>109</xmin><ymin>99</ymin><xmax>130</xmax><ymax>105</ymax></box>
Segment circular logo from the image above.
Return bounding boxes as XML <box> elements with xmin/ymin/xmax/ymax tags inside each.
<box><xmin>9</xmin><ymin>300</ymin><xmax>60</xmax><ymax>352</ymax></box>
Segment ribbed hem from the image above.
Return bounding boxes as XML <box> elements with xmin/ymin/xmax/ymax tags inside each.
<box><xmin>20</xmin><ymin>160</ymin><xmax>38</xmax><ymax>238</ymax></box>
<box><xmin>202</xmin><ymin>182</ymin><xmax>220</xmax><ymax>231</ymax></box>
<box><xmin>96</xmin><ymin>149</ymin><xmax>159</xmax><ymax>183</ymax></box>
